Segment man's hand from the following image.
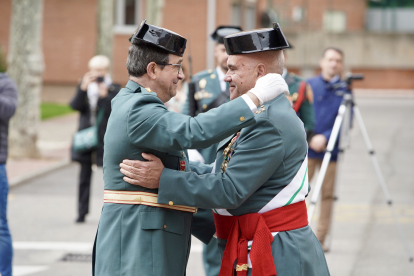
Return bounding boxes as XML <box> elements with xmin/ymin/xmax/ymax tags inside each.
<box><xmin>309</xmin><ymin>134</ymin><xmax>327</xmax><ymax>153</ymax></box>
<box><xmin>119</xmin><ymin>153</ymin><xmax>164</xmax><ymax>189</ymax></box>
<box><xmin>247</xmin><ymin>73</ymin><xmax>289</xmax><ymax>105</ymax></box>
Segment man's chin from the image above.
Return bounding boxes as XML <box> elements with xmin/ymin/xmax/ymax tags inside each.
<box><xmin>229</xmin><ymin>90</ymin><xmax>239</xmax><ymax>101</ymax></box>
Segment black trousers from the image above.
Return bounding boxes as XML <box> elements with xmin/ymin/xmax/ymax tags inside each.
<box><xmin>78</xmin><ymin>162</ymin><xmax>92</xmax><ymax>217</ymax></box>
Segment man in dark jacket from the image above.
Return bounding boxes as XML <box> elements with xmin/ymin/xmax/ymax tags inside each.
<box><xmin>0</xmin><ymin>73</ymin><xmax>18</xmax><ymax>276</ymax></box>
<box><xmin>70</xmin><ymin>55</ymin><xmax>120</xmax><ymax>223</ymax></box>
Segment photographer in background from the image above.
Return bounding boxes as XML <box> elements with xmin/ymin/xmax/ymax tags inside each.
<box><xmin>0</xmin><ymin>73</ymin><xmax>18</xmax><ymax>276</ymax></box>
<box><xmin>307</xmin><ymin>47</ymin><xmax>351</xmax><ymax>251</ymax></box>
<box><xmin>70</xmin><ymin>55</ymin><xmax>120</xmax><ymax>223</ymax></box>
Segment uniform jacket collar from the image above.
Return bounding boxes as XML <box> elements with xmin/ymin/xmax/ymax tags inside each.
<box><xmin>126</xmin><ymin>80</ymin><xmax>141</xmax><ymax>92</ymax></box>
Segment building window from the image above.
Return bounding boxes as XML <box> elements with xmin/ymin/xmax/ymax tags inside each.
<box><xmin>323</xmin><ymin>11</ymin><xmax>346</xmax><ymax>32</ymax></box>
<box><xmin>231</xmin><ymin>0</ymin><xmax>257</xmax><ymax>30</ymax></box>
<box><xmin>232</xmin><ymin>3</ymin><xmax>242</xmax><ymax>26</ymax></box>
<box><xmin>114</xmin><ymin>0</ymin><xmax>142</xmax><ymax>34</ymax></box>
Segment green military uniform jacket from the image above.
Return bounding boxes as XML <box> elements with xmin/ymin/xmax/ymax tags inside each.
<box><xmin>284</xmin><ymin>71</ymin><xmax>315</xmax><ymax>135</ymax></box>
<box><xmin>182</xmin><ymin>68</ymin><xmax>230</xmax><ymax>164</ymax></box>
<box><xmin>157</xmin><ymin>94</ymin><xmax>330</xmax><ymax>276</ymax></box>
<box><xmin>93</xmin><ymin>80</ymin><xmax>256</xmax><ymax>276</ymax></box>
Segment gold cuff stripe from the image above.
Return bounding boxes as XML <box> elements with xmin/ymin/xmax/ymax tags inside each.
<box><xmin>236</xmin><ymin>264</ymin><xmax>249</xmax><ymax>271</ymax></box>
<box><xmin>103</xmin><ymin>190</ymin><xmax>197</xmax><ymax>213</ymax></box>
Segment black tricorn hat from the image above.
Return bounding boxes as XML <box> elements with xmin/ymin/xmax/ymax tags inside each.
<box><xmin>224</xmin><ymin>23</ymin><xmax>289</xmax><ymax>55</ymax></box>
<box><xmin>129</xmin><ymin>19</ymin><xmax>187</xmax><ymax>57</ymax></box>
<box><xmin>211</xmin><ymin>26</ymin><xmax>243</xmax><ymax>44</ymax></box>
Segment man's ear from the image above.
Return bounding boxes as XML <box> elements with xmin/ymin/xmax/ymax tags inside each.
<box><xmin>147</xmin><ymin>62</ymin><xmax>157</xmax><ymax>80</ymax></box>
<box><xmin>256</xmin><ymin>63</ymin><xmax>266</xmax><ymax>78</ymax></box>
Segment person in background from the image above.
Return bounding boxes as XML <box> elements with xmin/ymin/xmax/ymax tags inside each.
<box><xmin>166</xmin><ymin>66</ymin><xmax>188</xmax><ymax>113</ymax></box>
<box><xmin>182</xmin><ymin>25</ymin><xmax>242</xmax><ymax>276</ymax></box>
<box><xmin>70</xmin><ymin>55</ymin><xmax>120</xmax><ymax>223</ymax></box>
<box><xmin>307</xmin><ymin>47</ymin><xmax>350</xmax><ymax>251</ymax></box>
<box><xmin>282</xmin><ymin>45</ymin><xmax>315</xmax><ymax>141</ymax></box>
<box><xmin>0</xmin><ymin>73</ymin><xmax>18</xmax><ymax>276</ymax></box>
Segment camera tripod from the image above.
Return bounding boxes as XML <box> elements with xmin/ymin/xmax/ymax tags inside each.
<box><xmin>307</xmin><ymin>93</ymin><xmax>413</xmax><ymax>262</ymax></box>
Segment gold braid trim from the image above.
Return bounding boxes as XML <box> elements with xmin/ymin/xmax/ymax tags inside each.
<box><xmin>236</xmin><ymin>264</ymin><xmax>249</xmax><ymax>271</ymax></box>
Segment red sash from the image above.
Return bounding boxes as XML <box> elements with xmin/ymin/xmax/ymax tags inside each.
<box><xmin>213</xmin><ymin>200</ymin><xmax>308</xmax><ymax>276</ymax></box>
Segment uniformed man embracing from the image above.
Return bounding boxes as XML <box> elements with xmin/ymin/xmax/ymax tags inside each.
<box><xmin>93</xmin><ymin>20</ymin><xmax>288</xmax><ymax>276</ymax></box>
<box><xmin>121</xmin><ymin>23</ymin><xmax>331</xmax><ymax>276</ymax></box>
<box><xmin>183</xmin><ymin>25</ymin><xmax>242</xmax><ymax>164</ymax></box>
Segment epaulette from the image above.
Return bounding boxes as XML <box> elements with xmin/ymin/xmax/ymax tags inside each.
<box><xmin>193</xmin><ymin>69</ymin><xmax>214</xmax><ymax>80</ymax></box>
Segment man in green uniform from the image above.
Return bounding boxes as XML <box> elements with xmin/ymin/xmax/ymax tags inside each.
<box><xmin>93</xmin><ymin>20</ymin><xmax>289</xmax><ymax>276</ymax></box>
<box><xmin>283</xmin><ymin>47</ymin><xmax>315</xmax><ymax>141</ymax></box>
<box><xmin>183</xmin><ymin>25</ymin><xmax>242</xmax><ymax>276</ymax></box>
<box><xmin>183</xmin><ymin>25</ymin><xmax>242</xmax><ymax>164</ymax></box>
<box><xmin>121</xmin><ymin>24</ymin><xmax>330</xmax><ymax>276</ymax></box>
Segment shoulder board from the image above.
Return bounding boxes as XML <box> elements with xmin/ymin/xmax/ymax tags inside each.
<box><xmin>193</xmin><ymin>69</ymin><xmax>213</xmax><ymax>79</ymax></box>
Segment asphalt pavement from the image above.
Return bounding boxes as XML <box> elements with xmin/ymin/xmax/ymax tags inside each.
<box><xmin>8</xmin><ymin>97</ymin><xmax>414</xmax><ymax>276</ymax></box>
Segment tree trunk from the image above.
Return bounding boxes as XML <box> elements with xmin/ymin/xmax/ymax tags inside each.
<box><xmin>7</xmin><ymin>0</ymin><xmax>44</xmax><ymax>158</ymax></box>
<box><xmin>96</xmin><ymin>0</ymin><xmax>114</xmax><ymax>64</ymax></box>
<box><xmin>146</xmin><ymin>0</ymin><xmax>165</xmax><ymax>26</ymax></box>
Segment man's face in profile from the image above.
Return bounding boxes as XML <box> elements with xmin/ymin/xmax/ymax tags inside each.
<box><xmin>225</xmin><ymin>55</ymin><xmax>257</xmax><ymax>100</ymax></box>
<box><xmin>156</xmin><ymin>54</ymin><xmax>184</xmax><ymax>102</ymax></box>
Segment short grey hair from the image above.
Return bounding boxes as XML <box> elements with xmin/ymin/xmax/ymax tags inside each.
<box><xmin>126</xmin><ymin>40</ymin><xmax>170</xmax><ymax>77</ymax></box>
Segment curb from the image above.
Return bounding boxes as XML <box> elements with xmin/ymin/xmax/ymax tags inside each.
<box><xmin>9</xmin><ymin>159</ymin><xmax>71</xmax><ymax>188</ymax></box>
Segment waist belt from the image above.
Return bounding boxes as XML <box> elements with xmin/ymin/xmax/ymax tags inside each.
<box><xmin>103</xmin><ymin>190</ymin><xmax>197</xmax><ymax>213</ymax></box>
<box><xmin>213</xmin><ymin>200</ymin><xmax>308</xmax><ymax>276</ymax></box>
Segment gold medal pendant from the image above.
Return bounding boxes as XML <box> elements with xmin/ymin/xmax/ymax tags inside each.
<box><xmin>221</xmin><ymin>132</ymin><xmax>241</xmax><ymax>173</ymax></box>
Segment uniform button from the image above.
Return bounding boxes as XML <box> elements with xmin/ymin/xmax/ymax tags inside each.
<box><xmin>169</xmin><ymin>201</ymin><xmax>174</xmax><ymax>206</ymax></box>
<box><xmin>182</xmin><ymin>152</ymin><xmax>185</xmax><ymax>157</ymax></box>
<box><xmin>240</xmin><ymin>116</ymin><xmax>245</xmax><ymax>122</ymax></box>
<box><xmin>203</xmin><ymin>104</ymin><xmax>207</xmax><ymax>110</ymax></box>
<box><xmin>164</xmin><ymin>225</ymin><xmax>167</xmax><ymax>229</ymax></box>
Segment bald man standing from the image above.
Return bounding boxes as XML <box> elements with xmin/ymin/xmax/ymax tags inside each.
<box><xmin>121</xmin><ymin>24</ymin><xmax>330</xmax><ymax>276</ymax></box>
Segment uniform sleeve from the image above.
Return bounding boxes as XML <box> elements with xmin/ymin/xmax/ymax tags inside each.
<box><xmin>157</xmin><ymin>119</ymin><xmax>284</xmax><ymax>209</ymax></box>
<box><xmin>189</xmin><ymin>161</ymin><xmax>214</xmax><ymax>175</ymax></box>
<box><xmin>299</xmin><ymin>99</ymin><xmax>315</xmax><ymax>132</ymax></box>
<box><xmin>127</xmin><ymin>96</ymin><xmax>256</xmax><ymax>152</ymax></box>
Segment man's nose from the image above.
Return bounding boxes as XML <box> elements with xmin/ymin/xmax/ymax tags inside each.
<box><xmin>178</xmin><ymin>70</ymin><xmax>185</xmax><ymax>80</ymax></box>
<box><xmin>224</xmin><ymin>75</ymin><xmax>231</xmax><ymax>82</ymax></box>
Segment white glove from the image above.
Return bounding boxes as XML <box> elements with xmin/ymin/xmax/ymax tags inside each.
<box><xmin>248</xmin><ymin>73</ymin><xmax>289</xmax><ymax>105</ymax></box>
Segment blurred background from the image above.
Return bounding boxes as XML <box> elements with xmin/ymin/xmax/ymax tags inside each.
<box><xmin>0</xmin><ymin>0</ymin><xmax>413</xmax><ymax>275</ymax></box>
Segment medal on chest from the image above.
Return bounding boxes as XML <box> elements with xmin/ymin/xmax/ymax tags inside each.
<box><xmin>221</xmin><ymin>132</ymin><xmax>241</xmax><ymax>173</ymax></box>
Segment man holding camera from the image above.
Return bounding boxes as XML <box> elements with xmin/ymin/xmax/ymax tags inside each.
<box><xmin>307</xmin><ymin>47</ymin><xmax>351</xmax><ymax>251</ymax></box>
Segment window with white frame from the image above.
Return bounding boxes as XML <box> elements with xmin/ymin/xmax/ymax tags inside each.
<box><xmin>114</xmin><ymin>0</ymin><xmax>142</xmax><ymax>34</ymax></box>
<box><xmin>231</xmin><ymin>0</ymin><xmax>257</xmax><ymax>30</ymax></box>
<box><xmin>323</xmin><ymin>11</ymin><xmax>346</xmax><ymax>33</ymax></box>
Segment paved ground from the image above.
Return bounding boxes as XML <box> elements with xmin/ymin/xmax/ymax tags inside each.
<box><xmin>7</xmin><ymin>97</ymin><xmax>414</xmax><ymax>275</ymax></box>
